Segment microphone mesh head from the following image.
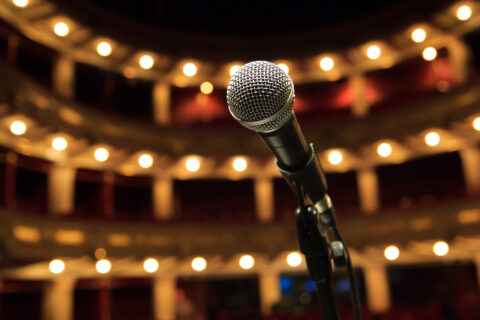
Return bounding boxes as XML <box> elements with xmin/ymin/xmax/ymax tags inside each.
<box><xmin>226</xmin><ymin>61</ymin><xmax>294</xmax><ymax>133</ymax></box>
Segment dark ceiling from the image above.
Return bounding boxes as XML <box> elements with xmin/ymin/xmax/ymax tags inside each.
<box><xmin>52</xmin><ymin>0</ymin><xmax>452</xmax><ymax>61</ymax></box>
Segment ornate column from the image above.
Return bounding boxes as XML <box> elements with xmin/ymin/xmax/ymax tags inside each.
<box><xmin>52</xmin><ymin>55</ymin><xmax>76</xmax><ymax>99</ymax></box>
<box><xmin>349</xmin><ymin>73</ymin><xmax>370</xmax><ymax>117</ymax></box>
<box><xmin>42</xmin><ymin>278</ymin><xmax>76</xmax><ymax>320</ymax></box>
<box><xmin>254</xmin><ymin>178</ymin><xmax>274</xmax><ymax>222</ymax></box>
<box><xmin>364</xmin><ymin>265</ymin><xmax>391</xmax><ymax>314</ymax></box>
<box><xmin>153</xmin><ymin>82</ymin><xmax>171</xmax><ymax>125</ymax></box>
<box><xmin>459</xmin><ymin>147</ymin><xmax>480</xmax><ymax>195</ymax></box>
<box><xmin>445</xmin><ymin>36</ymin><xmax>470</xmax><ymax>85</ymax></box>
<box><xmin>153</xmin><ymin>177</ymin><xmax>174</xmax><ymax>220</ymax></box>
<box><xmin>356</xmin><ymin>167</ymin><xmax>380</xmax><ymax>214</ymax></box>
<box><xmin>152</xmin><ymin>276</ymin><xmax>176</xmax><ymax>320</ymax></box>
<box><xmin>48</xmin><ymin>165</ymin><xmax>76</xmax><ymax>215</ymax></box>
<box><xmin>259</xmin><ymin>272</ymin><xmax>281</xmax><ymax>316</ymax></box>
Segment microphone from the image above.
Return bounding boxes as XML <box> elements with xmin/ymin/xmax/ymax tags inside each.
<box><xmin>226</xmin><ymin>61</ymin><xmax>333</xmax><ymax>225</ymax></box>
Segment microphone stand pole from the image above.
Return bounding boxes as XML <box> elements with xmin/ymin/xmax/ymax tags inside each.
<box><xmin>277</xmin><ymin>144</ymin><xmax>362</xmax><ymax>320</ymax></box>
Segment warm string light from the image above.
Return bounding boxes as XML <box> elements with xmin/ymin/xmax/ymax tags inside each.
<box><xmin>200</xmin><ymin>82</ymin><xmax>214</xmax><ymax>94</ymax></box>
<box><xmin>277</xmin><ymin>63</ymin><xmax>289</xmax><ymax>74</ymax></box>
<box><xmin>97</xmin><ymin>41</ymin><xmax>112</xmax><ymax>57</ymax></box>
<box><xmin>94</xmin><ymin>147</ymin><xmax>109</xmax><ymax>162</ymax></box>
<box><xmin>138</xmin><ymin>153</ymin><xmax>154</xmax><ymax>169</ymax></box>
<box><xmin>143</xmin><ymin>258</ymin><xmax>159</xmax><ymax>273</ymax></box>
<box><xmin>13</xmin><ymin>0</ymin><xmax>28</xmax><ymax>8</ymax></box>
<box><xmin>183</xmin><ymin>63</ymin><xmax>197</xmax><ymax>77</ymax></box>
<box><xmin>377</xmin><ymin>142</ymin><xmax>392</xmax><ymax>158</ymax></box>
<box><xmin>473</xmin><ymin>116</ymin><xmax>480</xmax><ymax>131</ymax></box>
<box><xmin>10</xmin><ymin>120</ymin><xmax>27</xmax><ymax>135</ymax></box>
<box><xmin>232</xmin><ymin>157</ymin><xmax>247</xmax><ymax>172</ymax></box>
<box><xmin>366</xmin><ymin>45</ymin><xmax>381</xmax><ymax>60</ymax></box>
<box><xmin>54</xmin><ymin>22</ymin><xmax>69</xmax><ymax>37</ymax></box>
<box><xmin>52</xmin><ymin>137</ymin><xmax>68</xmax><ymax>151</ymax></box>
<box><xmin>422</xmin><ymin>47</ymin><xmax>437</xmax><ymax>61</ymax></box>
<box><xmin>49</xmin><ymin>259</ymin><xmax>65</xmax><ymax>274</ymax></box>
<box><xmin>139</xmin><ymin>55</ymin><xmax>154</xmax><ymax>70</ymax></box>
<box><xmin>191</xmin><ymin>257</ymin><xmax>207</xmax><ymax>271</ymax></box>
<box><xmin>433</xmin><ymin>241</ymin><xmax>449</xmax><ymax>256</ymax></box>
<box><xmin>96</xmin><ymin>259</ymin><xmax>111</xmax><ymax>274</ymax></box>
<box><xmin>327</xmin><ymin>150</ymin><xmax>343</xmax><ymax>165</ymax></box>
<box><xmin>411</xmin><ymin>28</ymin><xmax>427</xmax><ymax>43</ymax></box>
<box><xmin>185</xmin><ymin>157</ymin><xmax>200</xmax><ymax>172</ymax></box>
<box><xmin>384</xmin><ymin>245</ymin><xmax>400</xmax><ymax>261</ymax></box>
<box><xmin>425</xmin><ymin>131</ymin><xmax>440</xmax><ymax>147</ymax></box>
<box><xmin>286</xmin><ymin>251</ymin><xmax>302</xmax><ymax>267</ymax></box>
<box><xmin>230</xmin><ymin>65</ymin><xmax>241</xmax><ymax>76</ymax></box>
<box><xmin>457</xmin><ymin>5</ymin><xmax>472</xmax><ymax>21</ymax></box>
<box><xmin>319</xmin><ymin>57</ymin><xmax>335</xmax><ymax>71</ymax></box>
<box><xmin>239</xmin><ymin>255</ymin><xmax>255</xmax><ymax>270</ymax></box>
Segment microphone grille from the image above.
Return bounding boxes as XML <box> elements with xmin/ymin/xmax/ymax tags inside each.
<box><xmin>226</xmin><ymin>61</ymin><xmax>294</xmax><ymax>133</ymax></box>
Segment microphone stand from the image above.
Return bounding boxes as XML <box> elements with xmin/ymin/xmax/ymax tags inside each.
<box><xmin>276</xmin><ymin>145</ymin><xmax>362</xmax><ymax>320</ymax></box>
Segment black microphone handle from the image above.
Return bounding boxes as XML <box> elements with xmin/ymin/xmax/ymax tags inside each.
<box><xmin>259</xmin><ymin>115</ymin><xmax>310</xmax><ymax>171</ymax></box>
<box><xmin>259</xmin><ymin>114</ymin><xmax>329</xmax><ymax>206</ymax></box>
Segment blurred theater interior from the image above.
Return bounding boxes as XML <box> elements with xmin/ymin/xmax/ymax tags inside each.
<box><xmin>0</xmin><ymin>0</ymin><xmax>480</xmax><ymax>319</ymax></box>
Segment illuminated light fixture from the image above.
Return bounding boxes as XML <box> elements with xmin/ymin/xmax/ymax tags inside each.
<box><xmin>185</xmin><ymin>157</ymin><xmax>200</xmax><ymax>172</ymax></box>
<box><xmin>433</xmin><ymin>241</ymin><xmax>449</xmax><ymax>257</ymax></box>
<box><xmin>96</xmin><ymin>41</ymin><xmax>112</xmax><ymax>57</ymax></box>
<box><xmin>52</xmin><ymin>137</ymin><xmax>68</xmax><ymax>151</ymax></box>
<box><xmin>191</xmin><ymin>257</ymin><xmax>207</xmax><ymax>272</ymax></box>
<box><xmin>94</xmin><ymin>147</ymin><xmax>109</xmax><ymax>162</ymax></box>
<box><xmin>96</xmin><ymin>259</ymin><xmax>111</xmax><ymax>274</ymax></box>
<box><xmin>377</xmin><ymin>142</ymin><xmax>392</xmax><ymax>158</ymax></box>
<box><xmin>239</xmin><ymin>255</ymin><xmax>255</xmax><ymax>270</ymax></box>
<box><xmin>319</xmin><ymin>57</ymin><xmax>335</xmax><ymax>71</ymax></box>
<box><xmin>457</xmin><ymin>5</ymin><xmax>472</xmax><ymax>21</ymax></box>
<box><xmin>472</xmin><ymin>116</ymin><xmax>480</xmax><ymax>131</ymax></box>
<box><xmin>229</xmin><ymin>65</ymin><xmax>241</xmax><ymax>76</ymax></box>
<box><xmin>286</xmin><ymin>251</ymin><xmax>302</xmax><ymax>267</ymax></box>
<box><xmin>411</xmin><ymin>27</ymin><xmax>427</xmax><ymax>43</ymax></box>
<box><xmin>425</xmin><ymin>131</ymin><xmax>440</xmax><ymax>147</ymax></box>
<box><xmin>13</xmin><ymin>0</ymin><xmax>28</xmax><ymax>8</ymax></box>
<box><xmin>94</xmin><ymin>248</ymin><xmax>107</xmax><ymax>259</ymax></box>
<box><xmin>138</xmin><ymin>153</ymin><xmax>153</xmax><ymax>169</ymax></box>
<box><xmin>384</xmin><ymin>245</ymin><xmax>400</xmax><ymax>261</ymax></box>
<box><xmin>49</xmin><ymin>259</ymin><xmax>65</xmax><ymax>274</ymax></box>
<box><xmin>277</xmin><ymin>63</ymin><xmax>289</xmax><ymax>74</ymax></box>
<box><xmin>143</xmin><ymin>258</ymin><xmax>159</xmax><ymax>273</ymax></box>
<box><xmin>366</xmin><ymin>45</ymin><xmax>381</xmax><ymax>60</ymax></box>
<box><xmin>183</xmin><ymin>62</ymin><xmax>197</xmax><ymax>77</ymax></box>
<box><xmin>139</xmin><ymin>55</ymin><xmax>154</xmax><ymax>70</ymax></box>
<box><xmin>422</xmin><ymin>47</ymin><xmax>437</xmax><ymax>61</ymax></box>
<box><xmin>54</xmin><ymin>22</ymin><xmax>70</xmax><ymax>37</ymax></box>
<box><xmin>10</xmin><ymin>120</ymin><xmax>27</xmax><ymax>135</ymax></box>
<box><xmin>327</xmin><ymin>150</ymin><xmax>343</xmax><ymax>165</ymax></box>
<box><xmin>232</xmin><ymin>157</ymin><xmax>247</xmax><ymax>172</ymax></box>
<box><xmin>200</xmin><ymin>82</ymin><xmax>214</xmax><ymax>95</ymax></box>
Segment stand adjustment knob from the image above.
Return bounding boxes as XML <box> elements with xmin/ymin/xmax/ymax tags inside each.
<box><xmin>330</xmin><ymin>241</ymin><xmax>347</xmax><ymax>268</ymax></box>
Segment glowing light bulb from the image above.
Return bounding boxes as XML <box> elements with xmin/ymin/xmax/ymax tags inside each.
<box><xmin>96</xmin><ymin>259</ymin><xmax>111</xmax><ymax>274</ymax></box>
<box><xmin>457</xmin><ymin>5</ymin><xmax>472</xmax><ymax>21</ymax></box>
<box><xmin>49</xmin><ymin>259</ymin><xmax>65</xmax><ymax>274</ymax></box>
<box><xmin>320</xmin><ymin>57</ymin><xmax>335</xmax><ymax>71</ymax></box>
<box><xmin>185</xmin><ymin>157</ymin><xmax>200</xmax><ymax>172</ymax></box>
<box><xmin>143</xmin><ymin>258</ymin><xmax>159</xmax><ymax>273</ymax></box>
<box><xmin>377</xmin><ymin>142</ymin><xmax>392</xmax><ymax>158</ymax></box>
<box><xmin>10</xmin><ymin>120</ymin><xmax>27</xmax><ymax>135</ymax></box>
<box><xmin>191</xmin><ymin>257</ymin><xmax>207</xmax><ymax>271</ymax></box>
<box><xmin>229</xmin><ymin>65</ymin><xmax>241</xmax><ymax>76</ymax></box>
<box><xmin>139</xmin><ymin>55</ymin><xmax>154</xmax><ymax>70</ymax></box>
<box><xmin>366</xmin><ymin>45</ymin><xmax>381</xmax><ymax>60</ymax></box>
<box><xmin>286</xmin><ymin>251</ymin><xmax>302</xmax><ymax>267</ymax></box>
<box><xmin>200</xmin><ymin>82</ymin><xmax>214</xmax><ymax>94</ymax></box>
<box><xmin>422</xmin><ymin>47</ymin><xmax>437</xmax><ymax>61</ymax></box>
<box><xmin>411</xmin><ymin>28</ymin><xmax>427</xmax><ymax>43</ymax></box>
<box><xmin>425</xmin><ymin>131</ymin><xmax>440</xmax><ymax>147</ymax></box>
<box><xmin>328</xmin><ymin>150</ymin><xmax>343</xmax><ymax>165</ymax></box>
<box><xmin>94</xmin><ymin>147</ymin><xmax>109</xmax><ymax>162</ymax></box>
<box><xmin>183</xmin><ymin>63</ymin><xmax>197</xmax><ymax>77</ymax></box>
<box><xmin>13</xmin><ymin>0</ymin><xmax>28</xmax><ymax>8</ymax></box>
<box><xmin>384</xmin><ymin>245</ymin><xmax>400</xmax><ymax>261</ymax></box>
<box><xmin>433</xmin><ymin>241</ymin><xmax>449</xmax><ymax>257</ymax></box>
<box><xmin>239</xmin><ymin>255</ymin><xmax>255</xmax><ymax>270</ymax></box>
<box><xmin>138</xmin><ymin>153</ymin><xmax>153</xmax><ymax>168</ymax></box>
<box><xmin>54</xmin><ymin>22</ymin><xmax>69</xmax><ymax>37</ymax></box>
<box><xmin>52</xmin><ymin>137</ymin><xmax>68</xmax><ymax>151</ymax></box>
<box><xmin>96</xmin><ymin>41</ymin><xmax>112</xmax><ymax>57</ymax></box>
<box><xmin>232</xmin><ymin>157</ymin><xmax>247</xmax><ymax>172</ymax></box>
<box><xmin>472</xmin><ymin>116</ymin><xmax>480</xmax><ymax>131</ymax></box>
